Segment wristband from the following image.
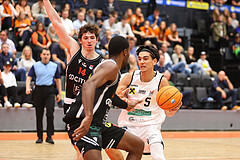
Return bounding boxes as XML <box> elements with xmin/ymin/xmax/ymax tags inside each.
<box><xmin>112</xmin><ymin>94</ymin><xmax>128</xmax><ymax>109</ymax></box>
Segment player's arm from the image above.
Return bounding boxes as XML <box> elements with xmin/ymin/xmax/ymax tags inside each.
<box><xmin>43</xmin><ymin>0</ymin><xmax>79</xmax><ymax>57</ymax></box>
<box><xmin>116</xmin><ymin>72</ymin><xmax>133</xmax><ymax>98</ymax></box>
<box><xmin>160</xmin><ymin>77</ymin><xmax>181</xmax><ymax>117</ymax></box>
<box><xmin>72</xmin><ymin>62</ymin><xmax>118</xmax><ymax>141</ymax></box>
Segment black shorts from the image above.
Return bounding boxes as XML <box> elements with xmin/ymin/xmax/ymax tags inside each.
<box><xmin>67</xmin><ymin>121</ymin><xmax>126</xmax><ymax>156</ymax></box>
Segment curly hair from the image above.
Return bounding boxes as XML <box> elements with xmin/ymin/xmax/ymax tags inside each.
<box><xmin>78</xmin><ymin>23</ymin><xmax>99</xmax><ymax>39</ymax></box>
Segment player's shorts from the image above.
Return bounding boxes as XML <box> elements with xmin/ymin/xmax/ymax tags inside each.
<box><xmin>67</xmin><ymin>121</ymin><xmax>126</xmax><ymax>156</ymax></box>
<box><xmin>123</xmin><ymin>124</ymin><xmax>164</xmax><ymax>154</ymax></box>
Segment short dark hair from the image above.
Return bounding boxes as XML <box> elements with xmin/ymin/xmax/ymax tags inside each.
<box><xmin>108</xmin><ymin>36</ymin><xmax>129</xmax><ymax>57</ymax></box>
<box><xmin>136</xmin><ymin>45</ymin><xmax>160</xmax><ymax>61</ymax></box>
<box><xmin>78</xmin><ymin>23</ymin><xmax>99</xmax><ymax>39</ymax></box>
<box><xmin>0</xmin><ymin>30</ymin><xmax>8</xmax><ymax>36</ymax></box>
<box><xmin>41</xmin><ymin>48</ymin><xmax>50</xmax><ymax>53</ymax></box>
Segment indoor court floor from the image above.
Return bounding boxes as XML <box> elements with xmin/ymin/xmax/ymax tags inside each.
<box><xmin>0</xmin><ymin>131</ymin><xmax>240</xmax><ymax>160</ymax></box>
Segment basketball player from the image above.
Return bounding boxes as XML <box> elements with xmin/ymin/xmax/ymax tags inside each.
<box><xmin>63</xmin><ymin>36</ymin><xmax>144</xmax><ymax>159</ymax></box>
<box><xmin>117</xmin><ymin>45</ymin><xmax>181</xmax><ymax>160</ymax></box>
<box><xmin>43</xmin><ymin>1</ymin><xmax>141</xmax><ymax>159</ymax></box>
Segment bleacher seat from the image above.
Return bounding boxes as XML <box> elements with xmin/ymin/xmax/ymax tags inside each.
<box><xmin>189</xmin><ymin>74</ymin><xmax>200</xmax><ymax>88</ymax></box>
<box><xmin>174</xmin><ymin>73</ymin><xmax>188</xmax><ymax>87</ymax></box>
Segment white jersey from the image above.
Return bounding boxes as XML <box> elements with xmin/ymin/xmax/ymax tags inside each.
<box><xmin>118</xmin><ymin>70</ymin><xmax>166</xmax><ymax>127</ymax></box>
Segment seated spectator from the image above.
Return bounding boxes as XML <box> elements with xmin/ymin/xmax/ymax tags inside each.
<box><xmin>95</xmin><ymin>9</ymin><xmax>104</xmax><ymax>28</ymax></box>
<box><xmin>231</xmin><ymin>12</ymin><xmax>239</xmax><ymax>29</ymax></box>
<box><xmin>73</xmin><ymin>12</ymin><xmax>87</xmax><ymax>35</ymax></box>
<box><xmin>232</xmin><ymin>33</ymin><xmax>240</xmax><ymax>59</ymax></box>
<box><xmin>0</xmin><ymin>43</ymin><xmax>26</xmax><ymax>81</ymax></box>
<box><xmin>51</xmin><ymin>41</ymin><xmax>67</xmax><ymax>75</ymax></box>
<box><xmin>31</xmin><ymin>0</ymin><xmax>50</xmax><ymax>26</ymax></box>
<box><xmin>102</xmin><ymin>0</ymin><xmax>120</xmax><ymax>18</ymax></box>
<box><xmin>131</xmin><ymin>7</ymin><xmax>144</xmax><ymax>26</ymax></box>
<box><xmin>1</xmin><ymin>61</ymin><xmax>20</xmax><ymax>108</ymax></box>
<box><xmin>161</xmin><ymin>42</ymin><xmax>172</xmax><ymax>65</ymax></box>
<box><xmin>164</xmin><ymin>70</ymin><xmax>192</xmax><ymax>109</ymax></box>
<box><xmin>15</xmin><ymin>0</ymin><xmax>33</xmax><ymax>22</ymax></box>
<box><xmin>129</xmin><ymin>37</ymin><xmax>137</xmax><ymax>58</ymax></box>
<box><xmin>31</xmin><ymin>22</ymin><xmax>52</xmax><ymax>61</ymax></box>
<box><xmin>0</xmin><ymin>0</ymin><xmax>18</xmax><ymax>31</ymax></box>
<box><xmin>185</xmin><ymin>46</ymin><xmax>199</xmax><ymax>75</ymax></box>
<box><xmin>116</xmin><ymin>15</ymin><xmax>135</xmax><ymax>39</ymax></box>
<box><xmin>128</xmin><ymin>54</ymin><xmax>138</xmax><ymax>73</ymax></box>
<box><xmin>79</xmin><ymin>0</ymin><xmax>91</xmax><ymax>11</ymax></box>
<box><xmin>139</xmin><ymin>20</ymin><xmax>158</xmax><ymax>48</ymax></box>
<box><xmin>124</xmin><ymin>8</ymin><xmax>133</xmax><ymax>23</ymax></box>
<box><xmin>99</xmin><ymin>29</ymin><xmax>112</xmax><ymax>57</ymax></box>
<box><xmin>146</xmin><ymin>8</ymin><xmax>161</xmax><ymax>29</ymax></box>
<box><xmin>47</xmin><ymin>23</ymin><xmax>59</xmax><ymax>45</ymax></box>
<box><xmin>210</xmin><ymin>70</ymin><xmax>240</xmax><ymax>110</ymax></box>
<box><xmin>0</xmin><ymin>70</ymin><xmax>12</xmax><ymax>107</ymax></box>
<box><xmin>65</xmin><ymin>0</ymin><xmax>81</xmax><ymax>15</ymax></box>
<box><xmin>86</xmin><ymin>9</ymin><xmax>95</xmax><ymax>25</ymax></box>
<box><xmin>197</xmin><ymin>51</ymin><xmax>217</xmax><ymax>76</ymax></box>
<box><xmin>129</xmin><ymin>16</ymin><xmax>143</xmax><ymax>46</ymax></box>
<box><xmin>14</xmin><ymin>11</ymin><xmax>32</xmax><ymax>47</ymax></box>
<box><xmin>61</xmin><ymin>9</ymin><xmax>74</xmax><ymax>37</ymax></box>
<box><xmin>172</xmin><ymin>45</ymin><xmax>191</xmax><ymax>76</ymax></box>
<box><xmin>0</xmin><ymin>30</ymin><xmax>17</xmax><ymax>58</ymax></box>
<box><xmin>154</xmin><ymin>53</ymin><xmax>172</xmax><ymax>73</ymax></box>
<box><xmin>232</xmin><ymin>0</ymin><xmax>240</xmax><ymax>6</ymax></box>
<box><xmin>99</xmin><ymin>12</ymin><xmax>118</xmax><ymax>39</ymax></box>
<box><xmin>212</xmin><ymin>14</ymin><xmax>228</xmax><ymax>49</ymax></box>
<box><xmin>154</xmin><ymin>21</ymin><xmax>170</xmax><ymax>46</ymax></box>
<box><xmin>167</xmin><ymin>23</ymin><xmax>182</xmax><ymax>47</ymax></box>
<box><xmin>17</xmin><ymin>46</ymin><xmax>35</xmax><ymax>75</ymax></box>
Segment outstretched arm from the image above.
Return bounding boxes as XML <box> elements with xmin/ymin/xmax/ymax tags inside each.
<box><xmin>43</xmin><ymin>0</ymin><xmax>79</xmax><ymax>58</ymax></box>
<box><xmin>72</xmin><ymin>62</ymin><xmax>118</xmax><ymax>141</ymax></box>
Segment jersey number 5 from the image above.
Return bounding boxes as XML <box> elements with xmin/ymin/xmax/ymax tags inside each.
<box><xmin>144</xmin><ymin>97</ymin><xmax>151</xmax><ymax>107</ymax></box>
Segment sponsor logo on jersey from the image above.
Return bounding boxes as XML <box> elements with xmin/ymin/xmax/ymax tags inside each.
<box><xmin>105</xmin><ymin>122</ymin><xmax>112</xmax><ymax>128</ymax></box>
<box><xmin>129</xmin><ymin>87</ymin><xmax>135</xmax><ymax>94</ymax></box>
<box><xmin>138</xmin><ymin>90</ymin><xmax>146</xmax><ymax>94</ymax></box>
<box><xmin>82</xmin><ymin>62</ymin><xmax>87</xmax><ymax>67</ymax></box>
<box><xmin>93</xmin><ymin>137</ymin><xmax>98</xmax><ymax>142</ymax></box>
<box><xmin>149</xmin><ymin>90</ymin><xmax>154</xmax><ymax>95</ymax></box>
<box><xmin>106</xmin><ymin>98</ymin><xmax>112</xmax><ymax>107</ymax></box>
<box><xmin>89</xmin><ymin>65</ymin><xmax>94</xmax><ymax>70</ymax></box>
<box><xmin>69</xmin><ymin>74</ymin><xmax>86</xmax><ymax>84</ymax></box>
<box><xmin>131</xmin><ymin>84</ymin><xmax>138</xmax><ymax>87</ymax></box>
<box><xmin>129</xmin><ymin>117</ymin><xmax>135</xmax><ymax>122</ymax></box>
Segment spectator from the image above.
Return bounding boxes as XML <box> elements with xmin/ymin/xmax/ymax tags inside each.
<box><xmin>212</xmin><ymin>14</ymin><xmax>228</xmax><ymax>49</ymax></box>
<box><xmin>79</xmin><ymin>0</ymin><xmax>91</xmax><ymax>11</ymax></box>
<box><xmin>0</xmin><ymin>43</ymin><xmax>26</xmax><ymax>81</ymax></box>
<box><xmin>26</xmin><ymin>48</ymin><xmax>61</xmax><ymax>144</ymax></box>
<box><xmin>164</xmin><ymin>70</ymin><xmax>192</xmax><ymax>109</ymax></box>
<box><xmin>197</xmin><ymin>51</ymin><xmax>217</xmax><ymax>76</ymax></box>
<box><xmin>147</xmin><ymin>8</ymin><xmax>161</xmax><ymax>29</ymax></box>
<box><xmin>210</xmin><ymin>8</ymin><xmax>220</xmax><ymax>28</ymax></box>
<box><xmin>95</xmin><ymin>9</ymin><xmax>104</xmax><ymax>28</ymax></box>
<box><xmin>61</xmin><ymin>9</ymin><xmax>74</xmax><ymax>37</ymax></box>
<box><xmin>31</xmin><ymin>22</ymin><xmax>52</xmax><ymax>61</ymax></box>
<box><xmin>185</xmin><ymin>46</ymin><xmax>199</xmax><ymax>75</ymax></box>
<box><xmin>231</xmin><ymin>12</ymin><xmax>239</xmax><ymax>29</ymax></box>
<box><xmin>102</xmin><ymin>0</ymin><xmax>120</xmax><ymax>18</ymax></box>
<box><xmin>0</xmin><ymin>70</ymin><xmax>12</xmax><ymax>107</ymax></box>
<box><xmin>86</xmin><ymin>9</ymin><xmax>95</xmax><ymax>25</ymax></box>
<box><xmin>14</xmin><ymin>11</ymin><xmax>32</xmax><ymax>47</ymax></box>
<box><xmin>222</xmin><ymin>8</ymin><xmax>230</xmax><ymax>24</ymax></box>
<box><xmin>129</xmin><ymin>16</ymin><xmax>143</xmax><ymax>46</ymax></box>
<box><xmin>65</xmin><ymin>0</ymin><xmax>81</xmax><ymax>14</ymax></box>
<box><xmin>232</xmin><ymin>33</ymin><xmax>240</xmax><ymax>59</ymax></box>
<box><xmin>226</xmin><ymin>17</ymin><xmax>235</xmax><ymax>42</ymax></box>
<box><xmin>154</xmin><ymin>21</ymin><xmax>170</xmax><ymax>46</ymax></box>
<box><xmin>154</xmin><ymin>53</ymin><xmax>172</xmax><ymax>73</ymax></box>
<box><xmin>15</xmin><ymin>0</ymin><xmax>33</xmax><ymax>21</ymax></box>
<box><xmin>99</xmin><ymin>29</ymin><xmax>111</xmax><ymax>57</ymax></box>
<box><xmin>47</xmin><ymin>23</ymin><xmax>59</xmax><ymax>45</ymax></box>
<box><xmin>131</xmin><ymin>7</ymin><xmax>144</xmax><ymax>26</ymax></box>
<box><xmin>139</xmin><ymin>20</ymin><xmax>158</xmax><ymax>47</ymax></box>
<box><xmin>31</xmin><ymin>0</ymin><xmax>50</xmax><ymax>26</ymax></box>
<box><xmin>128</xmin><ymin>54</ymin><xmax>138</xmax><ymax>73</ymax></box>
<box><xmin>129</xmin><ymin>37</ymin><xmax>137</xmax><ymax>58</ymax></box>
<box><xmin>172</xmin><ymin>45</ymin><xmax>191</xmax><ymax>76</ymax></box>
<box><xmin>51</xmin><ymin>41</ymin><xmax>67</xmax><ymax>75</ymax></box>
<box><xmin>100</xmin><ymin>12</ymin><xmax>118</xmax><ymax>39</ymax></box>
<box><xmin>0</xmin><ymin>30</ymin><xmax>17</xmax><ymax>57</ymax></box>
<box><xmin>0</xmin><ymin>0</ymin><xmax>18</xmax><ymax>31</ymax></box>
<box><xmin>17</xmin><ymin>46</ymin><xmax>35</xmax><ymax>75</ymax></box>
<box><xmin>116</xmin><ymin>15</ymin><xmax>135</xmax><ymax>39</ymax></box>
<box><xmin>124</xmin><ymin>8</ymin><xmax>133</xmax><ymax>23</ymax></box>
<box><xmin>210</xmin><ymin>70</ymin><xmax>240</xmax><ymax>110</ymax></box>
<box><xmin>1</xmin><ymin>61</ymin><xmax>21</xmax><ymax>108</ymax></box>
<box><xmin>161</xmin><ymin>42</ymin><xmax>172</xmax><ymax>65</ymax></box>
<box><xmin>232</xmin><ymin>0</ymin><xmax>240</xmax><ymax>6</ymax></box>
<box><xmin>73</xmin><ymin>12</ymin><xmax>87</xmax><ymax>35</ymax></box>
<box><xmin>167</xmin><ymin>23</ymin><xmax>182</xmax><ymax>47</ymax></box>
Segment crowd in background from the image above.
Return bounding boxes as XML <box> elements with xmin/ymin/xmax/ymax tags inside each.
<box><xmin>0</xmin><ymin>0</ymin><xmax>239</xmax><ymax>109</ymax></box>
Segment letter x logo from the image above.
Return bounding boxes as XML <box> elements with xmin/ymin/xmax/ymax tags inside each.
<box><xmin>129</xmin><ymin>87</ymin><xmax>135</xmax><ymax>94</ymax></box>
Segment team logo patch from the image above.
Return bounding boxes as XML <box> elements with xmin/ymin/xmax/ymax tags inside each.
<box><xmin>171</xmin><ymin>99</ymin><xmax>176</xmax><ymax>104</ymax></box>
<box><xmin>89</xmin><ymin>65</ymin><xmax>94</xmax><ymax>70</ymax></box>
<box><xmin>149</xmin><ymin>90</ymin><xmax>154</xmax><ymax>95</ymax></box>
<box><xmin>129</xmin><ymin>87</ymin><xmax>135</xmax><ymax>94</ymax></box>
<box><xmin>78</xmin><ymin>59</ymin><xmax>82</xmax><ymax>64</ymax></box>
<box><xmin>82</xmin><ymin>62</ymin><xmax>87</xmax><ymax>67</ymax></box>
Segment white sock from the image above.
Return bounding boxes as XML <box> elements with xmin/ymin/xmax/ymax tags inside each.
<box><xmin>150</xmin><ymin>142</ymin><xmax>166</xmax><ymax>160</ymax></box>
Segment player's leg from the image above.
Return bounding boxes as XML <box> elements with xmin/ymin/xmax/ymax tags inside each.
<box><xmin>116</xmin><ymin>131</ymin><xmax>144</xmax><ymax>160</ymax></box>
<box><xmin>105</xmin><ymin>148</ymin><xmax>124</xmax><ymax>160</ymax></box>
<box><xmin>150</xmin><ymin>142</ymin><xmax>166</xmax><ymax>160</ymax></box>
<box><xmin>73</xmin><ymin>145</ymin><xmax>83</xmax><ymax>160</ymax></box>
<box><xmin>84</xmin><ymin>149</ymin><xmax>102</xmax><ymax>160</ymax></box>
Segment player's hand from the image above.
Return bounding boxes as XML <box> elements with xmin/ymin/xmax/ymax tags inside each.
<box><xmin>117</xmin><ymin>87</ymin><xmax>129</xmax><ymax>98</ymax></box>
<box><xmin>26</xmin><ymin>88</ymin><xmax>32</xmax><ymax>95</ymax></box>
<box><xmin>168</xmin><ymin>101</ymin><xmax>182</xmax><ymax>112</ymax></box>
<box><xmin>56</xmin><ymin>93</ymin><xmax>61</xmax><ymax>102</ymax></box>
<box><xmin>221</xmin><ymin>91</ymin><xmax>227</xmax><ymax>99</ymax></box>
<box><xmin>126</xmin><ymin>98</ymin><xmax>143</xmax><ymax>111</ymax></box>
<box><xmin>72</xmin><ymin>116</ymin><xmax>92</xmax><ymax>141</ymax></box>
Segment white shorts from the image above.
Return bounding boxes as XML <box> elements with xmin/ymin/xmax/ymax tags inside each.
<box><xmin>124</xmin><ymin>124</ymin><xmax>163</xmax><ymax>153</ymax></box>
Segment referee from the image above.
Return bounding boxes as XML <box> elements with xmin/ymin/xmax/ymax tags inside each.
<box><xmin>26</xmin><ymin>48</ymin><xmax>62</xmax><ymax>144</ymax></box>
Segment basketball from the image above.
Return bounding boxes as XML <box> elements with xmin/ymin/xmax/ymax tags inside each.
<box><xmin>156</xmin><ymin>86</ymin><xmax>182</xmax><ymax>111</ymax></box>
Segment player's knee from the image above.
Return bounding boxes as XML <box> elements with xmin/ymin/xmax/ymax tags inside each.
<box><xmin>135</xmin><ymin>137</ymin><xmax>144</xmax><ymax>154</ymax></box>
